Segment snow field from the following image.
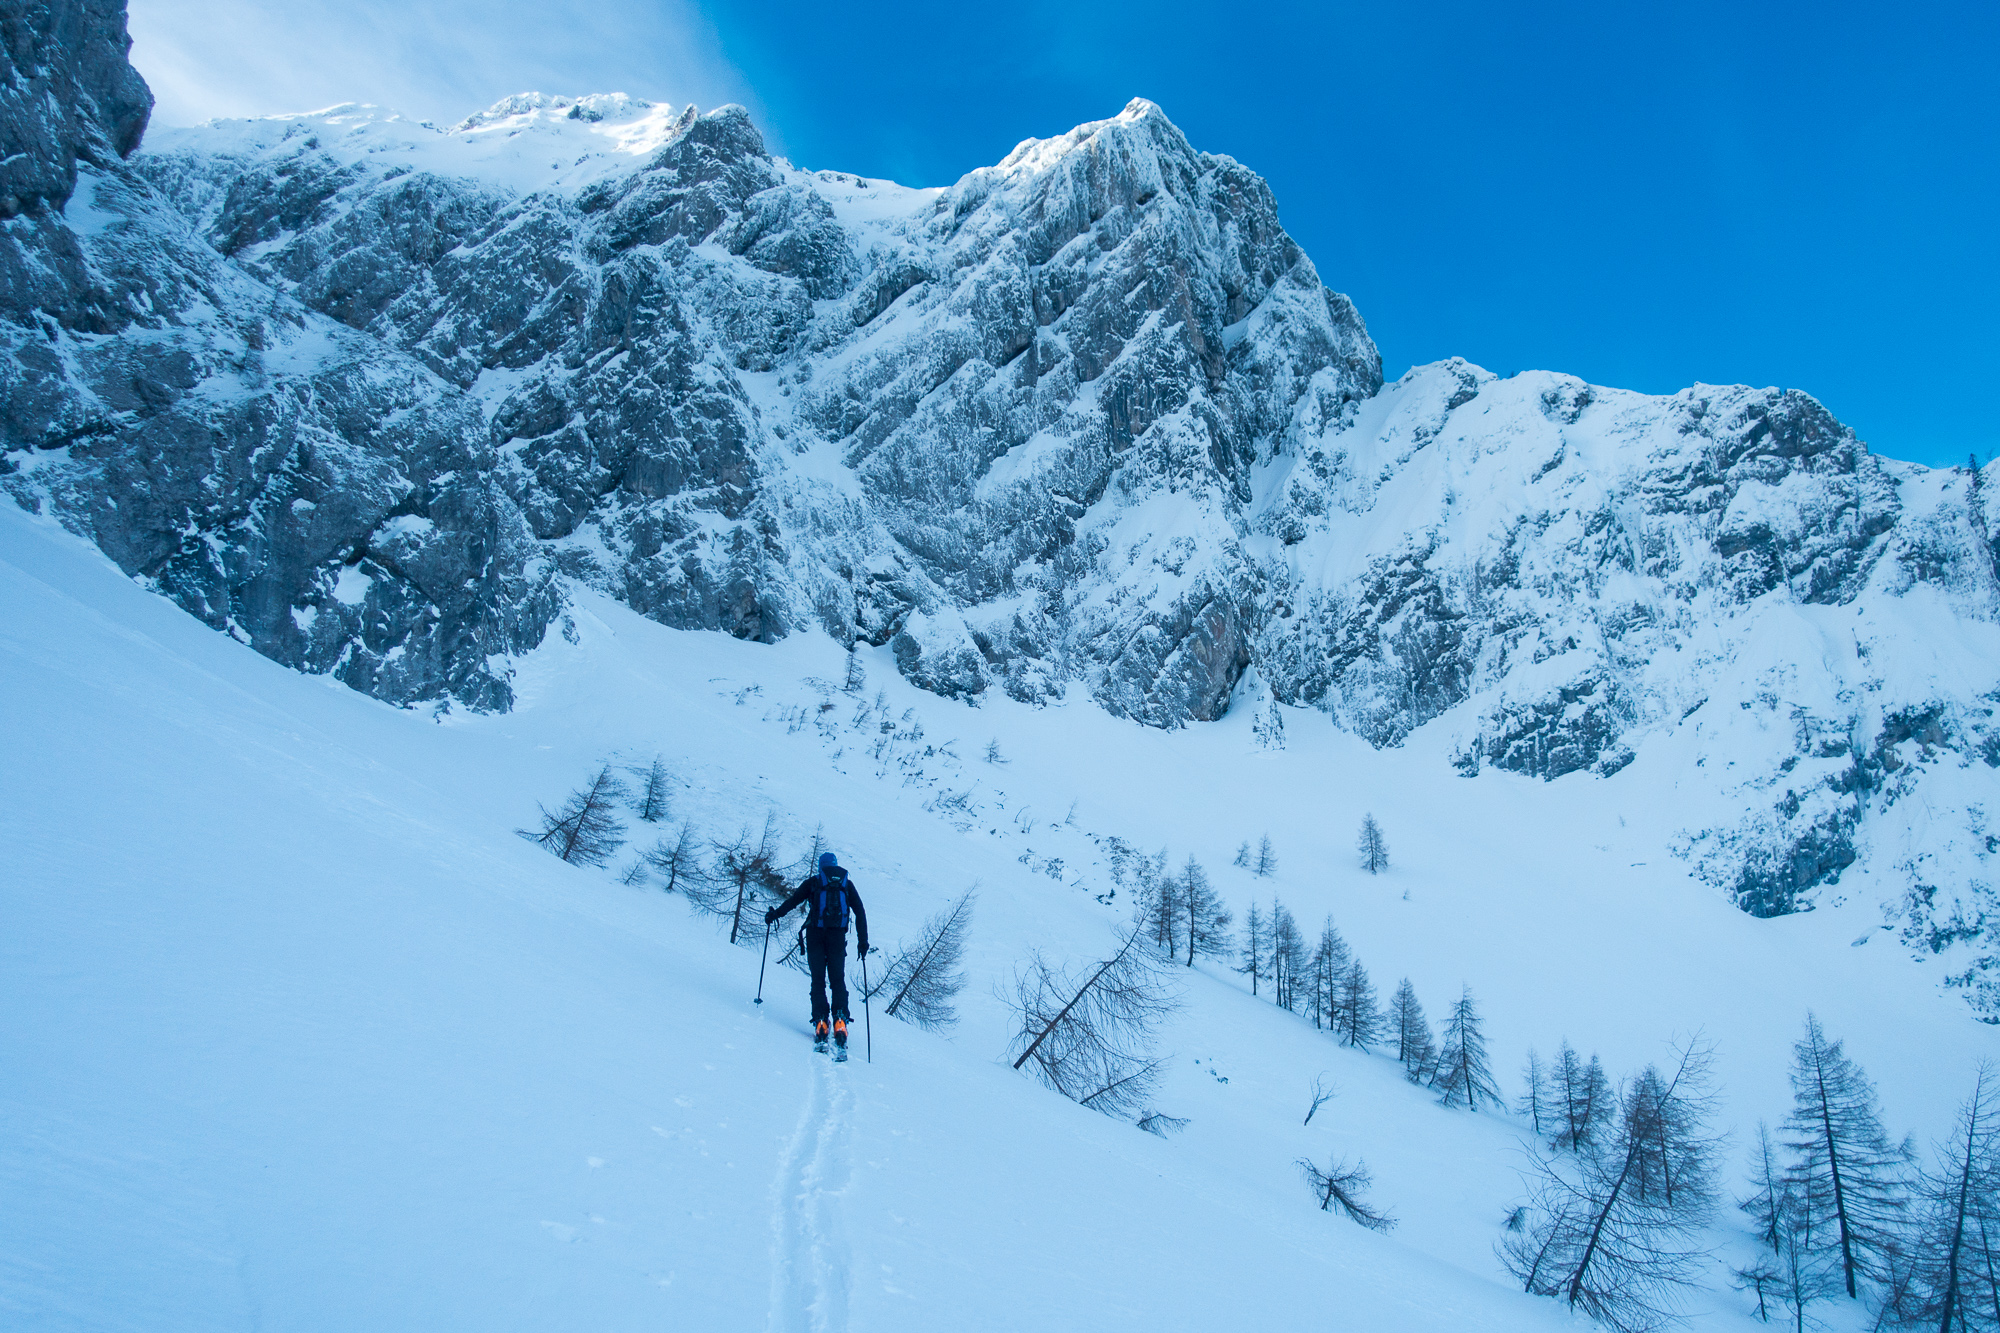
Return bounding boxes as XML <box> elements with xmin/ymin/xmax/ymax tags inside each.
<box><xmin>3</xmin><ymin>498</ymin><xmax>1988</xmax><ymax>1330</ymax></box>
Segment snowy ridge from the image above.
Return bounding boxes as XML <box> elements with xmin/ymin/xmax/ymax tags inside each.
<box><xmin>146</xmin><ymin>92</ymin><xmax>698</xmax><ymax>201</ymax></box>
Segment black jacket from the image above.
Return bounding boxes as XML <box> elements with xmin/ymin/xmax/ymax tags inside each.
<box><xmin>768</xmin><ymin>869</ymin><xmax>868</xmax><ymax>952</ymax></box>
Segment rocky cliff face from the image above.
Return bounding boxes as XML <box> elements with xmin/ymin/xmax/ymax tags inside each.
<box><xmin>128</xmin><ymin>91</ymin><xmax>1381</xmax><ymax>725</ymax></box>
<box><xmin>1</xmin><ymin>6</ymin><xmax>558</xmax><ymax>710</ymax></box>
<box><xmin>0</xmin><ymin>0</ymin><xmax>151</xmax><ymax>216</ymax></box>
<box><xmin>5</xmin><ymin>2</ymin><xmax>1998</xmax><ymax>1008</ymax></box>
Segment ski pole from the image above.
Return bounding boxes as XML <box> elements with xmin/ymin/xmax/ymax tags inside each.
<box><xmin>860</xmin><ymin>948</ymin><xmax>872</xmax><ymax>1063</ymax></box>
<box><xmin>754</xmin><ymin>919</ymin><xmax>772</xmax><ymax>1005</ymax></box>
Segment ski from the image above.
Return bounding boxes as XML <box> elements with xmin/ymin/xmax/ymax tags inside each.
<box><xmin>832</xmin><ymin>1044</ymin><xmax>848</xmax><ymax>1063</ymax></box>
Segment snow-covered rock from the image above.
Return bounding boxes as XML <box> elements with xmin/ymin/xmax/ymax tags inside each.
<box><xmin>1254</xmin><ymin>361</ymin><xmax>2000</xmax><ymax>957</ymax></box>
<box><xmin>0</xmin><ymin>0</ymin><xmax>151</xmax><ymax>217</ymax></box>
<box><xmin>124</xmin><ymin>92</ymin><xmax>1382</xmax><ymax>726</ymax></box>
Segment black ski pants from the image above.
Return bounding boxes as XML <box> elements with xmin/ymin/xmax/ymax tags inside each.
<box><xmin>805</xmin><ymin>926</ymin><xmax>850</xmax><ymax>1024</ymax></box>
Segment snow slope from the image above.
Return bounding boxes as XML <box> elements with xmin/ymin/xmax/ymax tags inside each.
<box><xmin>4</xmin><ymin>495</ymin><xmax>1990</xmax><ymax>1330</ymax></box>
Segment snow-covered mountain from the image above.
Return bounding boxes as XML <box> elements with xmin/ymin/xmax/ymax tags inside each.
<box><xmin>119</xmin><ymin>89</ymin><xmax>1381</xmax><ymax>730</ymax></box>
<box><xmin>4</xmin><ymin>0</ymin><xmax>1998</xmax><ymax>1019</ymax></box>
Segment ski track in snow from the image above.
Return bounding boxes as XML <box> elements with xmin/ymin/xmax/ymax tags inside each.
<box><xmin>768</xmin><ymin>1053</ymin><xmax>855</xmax><ymax>1333</ymax></box>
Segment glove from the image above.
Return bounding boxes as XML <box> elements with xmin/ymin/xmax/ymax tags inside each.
<box><xmin>764</xmin><ymin>908</ymin><xmax>780</xmax><ymax>924</ymax></box>
<box><xmin>857</xmin><ymin>940</ymin><xmax>870</xmax><ymax>957</ymax></box>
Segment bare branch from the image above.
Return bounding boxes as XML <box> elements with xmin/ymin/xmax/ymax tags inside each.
<box><xmin>1300</xmin><ymin>1155</ymin><xmax>1396</xmax><ymax>1231</ymax></box>
<box><xmin>1008</xmin><ymin>922</ymin><xmax>1177</xmax><ymax>1121</ymax></box>
<box><xmin>1303</xmin><ymin>1073</ymin><xmax>1336</xmax><ymax>1126</ymax></box>
<box><xmin>518</xmin><ymin>762</ymin><xmax>629</xmax><ymax>866</ymax></box>
<box><xmin>875</xmin><ymin>887</ymin><xmax>975</xmax><ymax>1030</ymax></box>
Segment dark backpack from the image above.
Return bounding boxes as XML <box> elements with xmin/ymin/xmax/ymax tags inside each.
<box><xmin>811</xmin><ymin>868</ymin><xmax>850</xmax><ymax>929</ymax></box>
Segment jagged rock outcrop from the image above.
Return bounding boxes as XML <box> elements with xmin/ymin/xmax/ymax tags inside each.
<box><xmin>2</xmin><ymin>3</ymin><xmax>559</xmax><ymax>710</ymax></box>
<box><xmin>127</xmin><ymin>93</ymin><xmax>1381</xmax><ymax>724</ymax></box>
<box><xmin>6</xmin><ymin>0</ymin><xmax>2000</xmax><ymax>1008</ymax></box>
<box><xmin>0</xmin><ymin>0</ymin><xmax>150</xmax><ymax>216</ymax></box>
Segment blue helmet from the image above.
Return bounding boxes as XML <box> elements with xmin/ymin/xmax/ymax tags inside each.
<box><xmin>819</xmin><ymin>852</ymin><xmax>839</xmax><ymax>870</ymax></box>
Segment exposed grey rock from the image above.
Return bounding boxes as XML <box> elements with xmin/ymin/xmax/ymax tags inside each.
<box><xmin>1454</xmin><ymin>670</ymin><xmax>1634</xmax><ymax>781</ymax></box>
<box><xmin>2</xmin><ymin>8</ymin><xmax>558</xmax><ymax>711</ymax></box>
<box><xmin>0</xmin><ymin>0</ymin><xmax>150</xmax><ymax>216</ymax></box>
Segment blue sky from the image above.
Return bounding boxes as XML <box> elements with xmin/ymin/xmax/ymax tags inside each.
<box><xmin>129</xmin><ymin>0</ymin><xmax>1995</xmax><ymax>468</ymax></box>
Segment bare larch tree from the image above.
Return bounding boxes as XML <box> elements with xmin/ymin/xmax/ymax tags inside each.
<box><xmin>520</xmin><ymin>763</ymin><xmax>630</xmax><ymax>866</ymax></box>
<box><xmin>1501</xmin><ymin>1040</ymin><xmax>1723</xmax><ymax>1333</ymax></box>
<box><xmin>1880</xmin><ymin>1062</ymin><xmax>1997</xmax><ymax>1331</ymax></box>
<box><xmin>1300</xmin><ymin>1154</ymin><xmax>1396</xmax><ymax>1231</ymax></box>
<box><xmin>1741</xmin><ymin>1121</ymin><xmax>1792</xmax><ymax>1257</ymax></box>
<box><xmin>791</xmin><ymin>823</ymin><xmax>830</xmax><ymax>882</ymax></box>
<box><xmin>1553</xmin><ymin>1040</ymin><xmax>1615</xmax><ymax>1152</ymax></box>
<box><xmin>1133</xmin><ymin>849</ymin><xmax>1176</xmax><ymax>957</ymax></box>
<box><xmin>1309</xmin><ymin>919</ymin><xmax>1351</xmax><ymax>1032</ymax></box>
<box><xmin>1332</xmin><ymin>958</ymin><xmax>1383</xmax><ymax>1050</ymax></box>
<box><xmin>873</xmin><ymin>887</ymin><xmax>974</xmax><ymax>1030</ymax></box>
<box><xmin>643</xmin><ymin>821</ymin><xmax>702</xmax><ymax>896</ymax></box>
<box><xmin>1010</xmin><ymin>922</ymin><xmax>1176</xmax><ymax>1120</ymax></box>
<box><xmin>1357</xmin><ymin>814</ymin><xmax>1389</xmax><ymax>874</ymax></box>
<box><xmin>1390</xmin><ymin>977</ymin><xmax>1437</xmax><ymax>1084</ymax></box>
<box><xmin>1270</xmin><ymin>900</ymin><xmax>1306</xmax><ymax>1012</ymax></box>
<box><xmin>1528</xmin><ymin>1048</ymin><xmax>1560</xmax><ymax>1128</ymax></box>
<box><xmin>1735</xmin><ymin>1120</ymin><xmax>1837</xmax><ymax>1331</ymax></box>
<box><xmin>1520</xmin><ymin>1048</ymin><xmax>1550</xmax><ymax>1138</ymax></box>
<box><xmin>1237</xmin><ymin>901</ymin><xmax>1268</xmax><ymax>999</ymax></box>
<box><xmin>1434</xmin><ymin>986</ymin><xmax>1501</xmax><ymax>1111</ymax></box>
<box><xmin>1781</xmin><ymin>1013</ymin><xmax>1912</xmax><ymax>1300</ymax></box>
<box><xmin>1255</xmin><ymin>834</ymin><xmax>1277</xmax><ymax>877</ymax></box>
<box><xmin>708</xmin><ymin>812</ymin><xmax>790</xmax><ymax>944</ymax></box>
<box><xmin>630</xmin><ymin>756</ymin><xmax>671</xmax><ymax>823</ymax></box>
<box><xmin>1175</xmin><ymin>857</ymin><xmax>1233</xmax><ymax>967</ymax></box>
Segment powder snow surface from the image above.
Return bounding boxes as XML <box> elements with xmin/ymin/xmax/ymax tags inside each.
<box><xmin>1</xmin><ymin>501</ymin><xmax>1986</xmax><ymax>1330</ymax></box>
